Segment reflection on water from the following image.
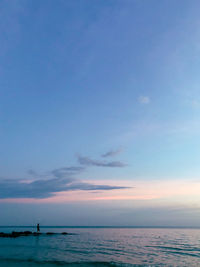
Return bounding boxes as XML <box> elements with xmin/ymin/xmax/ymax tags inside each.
<box><xmin>0</xmin><ymin>227</ymin><xmax>200</xmax><ymax>266</ymax></box>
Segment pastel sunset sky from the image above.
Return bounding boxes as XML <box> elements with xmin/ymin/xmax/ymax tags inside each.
<box><xmin>1</xmin><ymin>0</ymin><xmax>200</xmax><ymax>226</ymax></box>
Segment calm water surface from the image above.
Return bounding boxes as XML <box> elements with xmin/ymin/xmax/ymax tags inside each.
<box><xmin>0</xmin><ymin>227</ymin><xmax>199</xmax><ymax>266</ymax></box>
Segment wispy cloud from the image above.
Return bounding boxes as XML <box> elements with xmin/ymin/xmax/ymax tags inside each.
<box><xmin>51</xmin><ymin>166</ymin><xmax>85</xmax><ymax>178</ymax></box>
<box><xmin>28</xmin><ymin>166</ymin><xmax>85</xmax><ymax>179</ymax></box>
<box><xmin>0</xmin><ymin>176</ymin><xmax>130</xmax><ymax>199</ymax></box>
<box><xmin>138</xmin><ymin>96</ymin><xmax>150</xmax><ymax>104</ymax></box>
<box><xmin>0</xmin><ymin>162</ymin><xmax>129</xmax><ymax>199</ymax></box>
<box><xmin>101</xmin><ymin>148</ymin><xmax>123</xmax><ymax>158</ymax></box>
<box><xmin>0</xmin><ymin>149</ymin><xmax>128</xmax><ymax>199</ymax></box>
<box><xmin>77</xmin><ymin>155</ymin><xmax>126</xmax><ymax>167</ymax></box>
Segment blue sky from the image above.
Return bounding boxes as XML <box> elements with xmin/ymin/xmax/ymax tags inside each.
<box><xmin>1</xmin><ymin>0</ymin><xmax>200</xmax><ymax>226</ymax></box>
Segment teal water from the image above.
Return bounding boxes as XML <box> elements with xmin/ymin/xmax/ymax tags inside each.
<box><xmin>0</xmin><ymin>227</ymin><xmax>199</xmax><ymax>266</ymax></box>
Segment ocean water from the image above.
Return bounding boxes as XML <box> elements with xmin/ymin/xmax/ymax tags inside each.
<box><xmin>0</xmin><ymin>227</ymin><xmax>199</xmax><ymax>266</ymax></box>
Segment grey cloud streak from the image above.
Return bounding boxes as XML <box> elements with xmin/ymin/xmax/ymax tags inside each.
<box><xmin>101</xmin><ymin>149</ymin><xmax>123</xmax><ymax>158</ymax></box>
<box><xmin>28</xmin><ymin>166</ymin><xmax>85</xmax><ymax>179</ymax></box>
<box><xmin>1</xmin><ymin>150</ymin><xmax>128</xmax><ymax>199</ymax></box>
<box><xmin>51</xmin><ymin>166</ymin><xmax>85</xmax><ymax>178</ymax></box>
<box><xmin>0</xmin><ymin>177</ymin><xmax>130</xmax><ymax>199</ymax></box>
<box><xmin>78</xmin><ymin>155</ymin><xmax>126</xmax><ymax>167</ymax></box>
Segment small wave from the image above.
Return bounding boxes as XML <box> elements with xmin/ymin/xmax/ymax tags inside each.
<box><xmin>146</xmin><ymin>245</ymin><xmax>200</xmax><ymax>258</ymax></box>
<box><xmin>0</xmin><ymin>258</ymin><xmax>150</xmax><ymax>267</ymax></box>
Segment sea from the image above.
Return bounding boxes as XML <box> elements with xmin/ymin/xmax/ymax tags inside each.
<box><xmin>0</xmin><ymin>227</ymin><xmax>199</xmax><ymax>267</ymax></box>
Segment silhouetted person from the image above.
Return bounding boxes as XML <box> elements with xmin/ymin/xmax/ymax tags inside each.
<box><xmin>37</xmin><ymin>223</ymin><xmax>40</xmax><ymax>233</ymax></box>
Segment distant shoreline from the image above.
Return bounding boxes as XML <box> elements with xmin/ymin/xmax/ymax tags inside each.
<box><xmin>0</xmin><ymin>226</ymin><xmax>200</xmax><ymax>229</ymax></box>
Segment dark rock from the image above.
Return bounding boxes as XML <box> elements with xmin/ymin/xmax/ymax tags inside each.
<box><xmin>0</xmin><ymin>232</ymin><xmax>10</xmax><ymax>238</ymax></box>
<box><xmin>0</xmin><ymin>231</ymin><xmax>69</xmax><ymax>238</ymax></box>
<box><xmin>24</xmin><ymin>231</ymin><xmax>32</xmax><ymax>235</ymax></box>
<box><xmin>61</xmin><ymin>232</ymin><xmax>68</xmax><ymax>235</ymax></box>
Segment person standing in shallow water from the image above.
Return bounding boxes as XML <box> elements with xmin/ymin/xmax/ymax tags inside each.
<box><xmin>37</xmin><ymin>223</ymin><xmax>40</xmax><ymax>233</ymax></box>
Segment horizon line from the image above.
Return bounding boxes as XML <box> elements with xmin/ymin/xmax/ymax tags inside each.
<box><xmin>0</xmin><ymin>225</ymin><xmax>200</xmax><ymax>229</ymax></box>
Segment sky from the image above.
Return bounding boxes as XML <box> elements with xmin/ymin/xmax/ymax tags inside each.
<box><xmin>1</xmin><ymin>0</ymin><xmax>200</xmax><ymax>226</ymax></box>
